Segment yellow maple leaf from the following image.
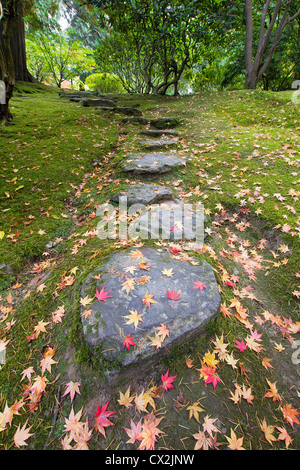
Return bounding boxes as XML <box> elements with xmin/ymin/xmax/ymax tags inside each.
<box><xmin>203</xmin><ymin>351</ymin><xmax>219</xmax><ymax>368</ymax></box>
<box><xmin>161</xmin><ymin>268</ymin><xmax>174</xmax><ymax>277</ymax></box>
<box><xmin>123</xmin><ymin>310</ymin><xmax>143</xmax><ymax>330</ymax></box>
<box><xmin>80</xmin><ymin>295</ymin><xmax>94</xmax><ymax>307</ymax></box>
<box><xmin>187</xmin><ymin>401</ymin><xmax>205</xmax><ymax>422</ymax></box>
<box><xmin>259</xmin><ymin>417</ymin><xmax>276</xmax><ymax>445</ymax></box>
<box><xmin>118</xmin><ymin>386</ymin><xmax>134</xmax><ymax>408</ymax></box>
<box><xmin>225</xmin><ymin>429</ymin><xmax>245</xmax><ymax>450</ymax></box>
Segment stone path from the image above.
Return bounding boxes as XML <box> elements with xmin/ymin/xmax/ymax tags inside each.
<box><xmin>80</xmin><ymin>248</ymin><xmax>221</xmax><ymax>371</ymax></box>
<box><xmin>122</xmin><ymin>152</ymin><xmax>188</xmax><ymax>175</ymax></box>
<box><xmin>63</xmin><ymin>91</ymin><xmax>219</xmax><ymax>371</ymax></box>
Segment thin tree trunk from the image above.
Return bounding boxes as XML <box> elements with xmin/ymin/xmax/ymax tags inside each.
<box><xmin>0</xmin><ymin>1</ymin><xmax>17</xmax><ymax>122</ymax></box>
<box><xmin>244</xmin><ymin>0</ymin><xmax>300</xmax><ymax>89</ymax></box>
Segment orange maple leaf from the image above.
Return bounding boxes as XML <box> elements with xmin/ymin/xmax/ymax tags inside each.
<box><xmin>142</xmin><ymin>292</ymin><xmax>157</xmax><ymax>308</ymax></box>
<box><xmin>281</xmin><ymin>403</ymin><xmax>300</xmax><ymax>428</ymax></box>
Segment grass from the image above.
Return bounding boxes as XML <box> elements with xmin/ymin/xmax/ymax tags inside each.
<box><xmin>0</xmin><ymin>83</ymin><xmax>299</xmax><ymax>451</ymax></box>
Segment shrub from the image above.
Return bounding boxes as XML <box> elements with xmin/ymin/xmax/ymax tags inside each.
<box><xmin>85</xmin><ymin>73</ymin><xmax>125</xmax><ymax>93</ymax></box>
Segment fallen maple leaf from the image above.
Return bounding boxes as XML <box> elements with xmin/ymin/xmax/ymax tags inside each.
<box><xmin>123</xmin><ymin>334</ymin><xmax>137</xmax><ymax>351</ymax></box>
<box><xmin>14</xmin><ymin>421</ymin><xmax>34</xmax><ymax>448</ymax></box>
<box><xmin>203</xmin><ymin>415</ymin><xmax>219</xmax><ymax>437</ymax></box>
<box><xmin>21</xmin><ymin>367</ymin><xmax>35</xmax><ymax>382</ymax></box>
<box><xmin>281</xmin><ymin>403</ymin><xmax>300</xmax><ymax>428</ymax></box>
<box><xmin>123</xmin><ymin>310</ymin><xmax>143</xmax><ymax>330</ymax></box>
<box><xmin>276</xmin><ymin>426</ymin><xmax>293</xmax><ymax>449</ymax></box>
<box><xmin>262</xmin><ymin>357</ymin><xmax>274</xmax><ymax>370</ymax></box>
<box><xmin>191</xmin><ymin>280</ymin><xmax>207</xmax><ymax>292</ymax></box>
<box><xmin>199</xmin><ymin>366</ymin><xmax>221</xmax><ymax>389</ymax></box>
<box><xmin>161</xmin><ymin>369</ymin><xmax>177</xmax><ymax>392</ymax></box>
<box><xmin>161</xmin><ymin>268</ymin><xmax>174</xmax><ymax>277</ymax></box>
<box><xmin>193</xmin><ymin>429</ymin><xmax>212</xmax><ymax>450</ymax></box>
<box><xmin>94</xmin><ymin>401</ymin><xmax>117</xmax><ymax>437</ymax></box>
<box><xmin>235</xmin><ymin>338</ymin><xmax>247</xmax><ymax>352</ymax></box>
<box><xmin>95</xmin><ymin>286</ymin><xmax>112</xmax><ymax>301</ymax></box>
<box><xmin>142</xmin><ymin>292</ymin><xmax>157</xmax><ymax>308</ymax></box>
<box><xmin>124</xmin><ymin>419</ymin><xmax>143</xmax><ymax>444</ymax></box>
<box><xmin>64</xmin><ymin>407</ymin><xmax>84</xmax><ymax>439</ymax></box>
<box><xmin>80</xmin><ymin>295</ymin><xmax>94</xmax><ymax>307</ymax></box>
<box><xmin>187</xmin><ymin>401</ymin><xmax>205</xmax><ymax>422</ymax></box>
<box><xmin>40</xmin><ymin>354</ymin><xmax>57</xmax><ymax>376</ymax></box>
<box><xmin>220</xmin><ymin>302</ymin><xmax>233</xmax><ymax>319</ymax></box>
<box><xmin>62</xmin><ymin>381</ymin><xmax>81</xmax><ymax>403</ymax></box>
<box><xmin>155</xmin><ymin>323</ymin><xmax>169</xmax><ymax>341</ymax></box>
<box><xmin>138</xmin><ymin>414</ymin><xmax>164</xmax><ymax>450</ymax></box>
<box><xmin>225</xmin><ymin>429</ymin><xmax>245</xmax><ymax>450</ymax></box>
<box><xmin>166</xmin><ymin>289</ymin><xmax>181</xmax><ymax>301</ymax></box>
<box><xmin>264</xmin><ymin>380</ymin><xmax>281</xmax><ymax>403</ymax></box>
<box><xmin>259</xmin><ymin>417</ymin><xmax>276</xmax><ymax>445</ymax></box>
<box><xmin>118</xmin><ymin>386</ymin><xmax>134</xmax><ymax>408</ymax></box>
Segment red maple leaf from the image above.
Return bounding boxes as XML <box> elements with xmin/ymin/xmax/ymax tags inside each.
<box><xmin>235</xmin><ymin>339</ymin><xmax>247</xmax><ymax>352</ymax></box>
<box><xmin>94</xmin><ymin>401</ymin><xmax>117</xmax><ymax>437</ymax></box>
<box><xmin>191</xmin><ymin>281</ymin><xmax>207</xmax><ymax>292</ymax></box>
<box><xmin>95</xmin><ymin>286</ymin><xmax>112</xmax><ymax>301</ymax></box>
<box><xmin>123</xmin><ymin>334</ymin><xmax>137</xmax><ymax>351</ymax></box>
<box><xmin>201</xmin><ymin>366</ymin><xmax>221</xmax><ymax>389</ymax></box>
<box><xmin>161</xmin><ymin>369</ymin><xmax>177</xmax><ymax>392</ymax></box>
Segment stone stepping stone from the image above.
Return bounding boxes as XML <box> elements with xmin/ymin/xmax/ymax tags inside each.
<box><xmin>59</xmin><ymin>91</ymin><xmax>96</xmax><ymax>98</ymax></box>
<box><xmin>139</xmin><ymin>138</ymin><xmax>178</xmax><ymax>151</ymax></box>
<box><xmin>150</xmin><ymin>117</ymin><xmax>181</xmax><ymax>129</ymax></box>
<box><xmin>80</xmin><ymin>248</ymin><xmax>221</xmax><ymax>369</ymax></box>
<box><xmin>130</xmin><ymin>200</ymin><xmax>206</xmax><ymax>243</ymax></box>
<box><xmin>122</xmin><ymin>116</ymin><xmax>149</xmax><ymax>125</ymax></box>
<box><xmin>111</xmin><ymin>183</ymin><xmax>174</xmax><ymax>206</ymax></box>
<box><xmin>122</xmin><ymin>152</ymin><xmax>188</xmax><ymax>175</ymax></box>
<box><xmin>97</xmin><ymin>106</ymin><xmax>142</xmax><ymax>116</ymax></box>
<box><xmin>140</xmin><ymin>129</ymin><xmax>180</xmax><ymax>137</ymax></box>
<box><xmin>114</xmin><ymin>106</ymin><xmax>142</xmax><ymax>116</ymax></box>
<box><xmin>81</xmin><ymin>98</ymin><xmax>116</xmax><ymax>108</ymax></box>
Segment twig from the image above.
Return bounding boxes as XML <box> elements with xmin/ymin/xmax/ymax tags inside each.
<box><xmin>43</xmin><ymin>384</ymin><xmax>61</xmax><ymax>450</ymax></box>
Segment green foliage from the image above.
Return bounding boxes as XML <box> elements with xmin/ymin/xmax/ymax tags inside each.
<box><xmin>85</xmin><ymin>72</ymin><xmax>125</xmax><ymax>93</ymax></box>
<box><xmin>94</xmin><ymin>31</ymin><xmax>148</xmax><ymax>93</ymax></box>
<box><xmin>26</xmin><ymin>32</ymin><xmax>96</xmax><ymax>87</ymax></box>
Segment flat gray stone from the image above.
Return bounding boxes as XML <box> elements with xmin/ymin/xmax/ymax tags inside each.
<box><xmin>122</xmin><ymin>116</ymin><xmax>149</xmax><ymax>125</ymax></box>
<box><xmin>115</xmin><ymin>107</ymin><xmax>142</xmax><ymax>116</ymax></box>
<box><xmin>130</xmin><ymin>200</ymin><xmax>207</xmax><ymax>243</ymax></box>
<box><xmin>59</xmin><ymin>91</ymin><xmax>96</xmax><ymax>98</ymax></box>
<box><xmin>111</xmin><ymin>183</ymin><xmax>174</xmax><ymax>205</ymax></box>
<box><xmin>80</xmin><ymin>248</ymin><xmax>221</xmax><ymax>368</ymax></box>
<box><xmin>150</xmin><ymin>117</ymin><xmax>181</xmax><ymax>129</ymax></box>
<box><xmin>140</xmin><ymin>138</ymin><xmax>178</xmax><ymax>150</ymax></box>
<box><xmin>81</xmin><ymin>98</ymin><xmax>116</xmax><ymax>107</ymax></box>
<box><xmin>122</xmin><ymin>152</ymin><xmax>188</xmax><ymax>175</ymax></box>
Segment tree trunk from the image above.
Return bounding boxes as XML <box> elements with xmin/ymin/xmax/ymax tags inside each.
<box><xmin>0</xmin><ymin>1</ymin><xmax>35</xmax><ymax>97</ymax></box>
<box><xmin>10</xmin><ymin>13</ymin><xmax>35</xmax><ymax>81</ymax></box>
<box><xmin>0</xmin><ymin>2</ymin><xmax>16</xmax><ymax>122</ymax></box>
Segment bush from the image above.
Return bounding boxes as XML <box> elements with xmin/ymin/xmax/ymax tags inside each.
<box><xmin>85</xmin><ymin>73</ymin><xmax>125</xmax><ymax>93</ymax></box>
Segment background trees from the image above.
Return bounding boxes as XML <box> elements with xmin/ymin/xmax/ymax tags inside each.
<box><xmin>1</xmin><ymin>0</ymin><xmax>300</xmax><ymax>122</ymax></box>
<box><xmin>92</xmin><ymin>0</ymin><xmax>227</xmax><ymax>96</ymax></box>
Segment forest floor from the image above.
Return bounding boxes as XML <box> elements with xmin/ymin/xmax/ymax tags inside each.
<box><xmin>0</xmin><ymin>82</ymin><xmax>299</xmax><ymax>451</ymax></box>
